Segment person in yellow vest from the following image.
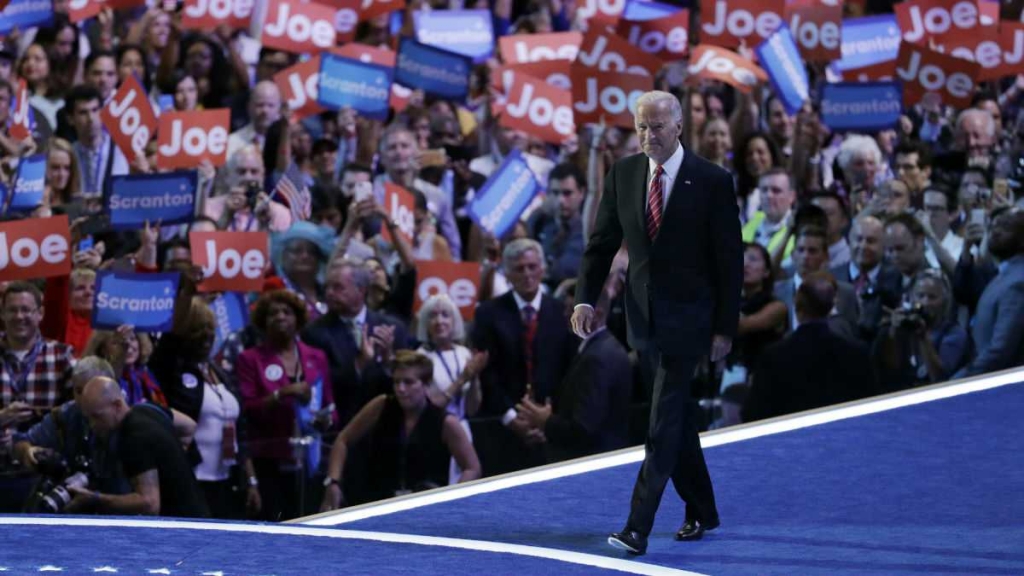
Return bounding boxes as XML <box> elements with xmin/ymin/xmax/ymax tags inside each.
<box><xmin>742</xmin><ymin>168</ymin><xmax>796</xmax><ymax>261</ymax></box>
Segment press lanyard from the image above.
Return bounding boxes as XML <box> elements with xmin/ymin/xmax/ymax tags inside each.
<box><xmin>434</xmin><ymin>348</ymin><xmax>461</xmax><ymax>387</ymax></box>
<box><xmin>4</xmin><ymin>337</ymin><xmax>43</xmax><ymax>394</ymax></box>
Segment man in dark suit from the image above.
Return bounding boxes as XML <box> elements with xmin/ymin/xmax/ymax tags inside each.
<box><xmin>743</xmin><ymin>272</ymin><xmax>878</xmax><ymax>423</ymax></box>
<box><xmin>572</xmin><ymin>91</ymin><xmax>743</xmax><ymax>555</ymax></box>
<box><xmin>515</xmin><ymin>289</ymin><xmax>631</xmax><ymax>464</ymax></box>
<box><xmin>954</xmin><ymin>209</ymin><xmax>1024</xmax><ymax>378</ymax></box>
<box><xmin>471</xmin><ymin>239</ymin><xmax>577</xmax><ymax>474</ymax></box>
<box><xmin>301</xmin><ymin>259</ymin><xmax>410</xmax><ymax>428</ymax></box>
<box><xmin>830</xmin><ymin>214</ymin><xmax>903</xmax><ymax>341</ymax></box>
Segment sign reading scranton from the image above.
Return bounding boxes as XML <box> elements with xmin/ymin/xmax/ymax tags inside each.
<box><xmin>756</xmin><ymin>24</ymin><xmax>808</xmax><ymax>116</ymax></box>
<box><xmin>317</xmin><ymin>54</ymin><xmax>393</xmax><ymax>120</ymax></box>
<box><xmin>468</xmin><ymin>149</ymin><xmax>540</xmax><ymax>237</ymax></box>
<box><xmin>395</xmin><ymin>39</ymin><xmax>471</xmax><ymax>102</ymax></box>
<box><xmin>834</xmin><ymin>14</ymin><xmax>902</xmax><ymax>72</ymax></box>
<box><xmin>92</xmin><ymin>271</ymin><xmax>180</xmax><ymax>332</ymax></box>
<box><xmin>104</xmin><ymin>171</ymin><xmax>198</xmax><ymax>230</ymax></box>
<box><xmin>413</xmin><ymin>10</ymin><xmax>494</xmax><ymax>62</ymax></box>
<box><xmin>821</xmin><ymin>82</ymin><xmax>903</xmax><ymax>132</ymax></box>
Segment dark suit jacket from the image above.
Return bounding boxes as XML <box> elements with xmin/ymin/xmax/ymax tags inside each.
<box><xmin>830</xmin><ymin>262</ymin><xmax>903</xmax><ymax>340</ymax></box>
<box><xmin>301</xmin><ymin>309</ymin><xmax>410</xmax><ymax>427</ymax></box>
<box><xmin>955</xmin><ymin>255</ymin><xmax>1024</xmax><ymax>378</ymax></box>
<box><xmin>742</xmin><ymin>322</ymin><xmax>878</xmax><ymax>422</ymax></box>
<box><xmin>773</xmin><ymin>275</ymin><xmax>859</xmax><ymax>340</ymax></box>
<box><xmin>544</xmin><ymin>329</ymin><xmax>631</xmax><ymax>463</ymax></box>
<box><xmin>471</xmin><ymin>291</ymin><xmax>576</xmax><ymax>417</ymax></box>
<box><xmin>576</xmin><ymin>148</ymin><xmax>743</xmax><ymax>355</ymax></box>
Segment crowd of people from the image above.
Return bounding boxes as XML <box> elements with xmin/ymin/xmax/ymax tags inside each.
<box><xmin>1</xmin><ymin>0</ymin><xmax>1023</xmax><ymax>521</ymax></box>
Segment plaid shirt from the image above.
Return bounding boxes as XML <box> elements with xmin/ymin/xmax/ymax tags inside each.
<box><xmin>0</xmin><ymin>335</ymin><xmax>77</xmax><ymax>424</ymax></box>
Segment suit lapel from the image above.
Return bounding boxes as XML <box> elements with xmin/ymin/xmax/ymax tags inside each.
<box><xmin>646</xmin><ymin>145</ymin><xmax>695</xmax><ymax>245</ymax></box>
<box><xmin>635</xmin><ymin>154</ymin><xmax>651</xmax><ymax>240</ymax></box>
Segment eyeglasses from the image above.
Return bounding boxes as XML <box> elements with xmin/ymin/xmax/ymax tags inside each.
<box><xmin>3</xmin><ymin>307</ymin><xmax>39</xmax><ymax>317</ymax></box>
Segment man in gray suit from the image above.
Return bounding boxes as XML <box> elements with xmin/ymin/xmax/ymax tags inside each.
<box><xmin>830</xmin><ymin>215</ymin><xmax>903</xmax><ymax>341</ymax></box>
<box><xmin>955</xmin><ymin>209</ymin><xmax>1024</xmax><ymax>378</ymax></box>
<box><xmin>775</xmin><ymin>226</ymin><xmax>858</xmax><ymax>338</ymax></box>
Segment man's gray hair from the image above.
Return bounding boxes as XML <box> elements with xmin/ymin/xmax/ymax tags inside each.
<box><xmin>222</xmin><ymin>144</ymin><xmax>264</xmax><ymax>193</ymax></box>
<box><xmin>327</xmin><ymin>257</ymin><xmax>372</xmax><ymax>290</ymax></box>
<box><xmin>379</xmin><ymin>122</ymin><xmax>418</xmax><ymax>153</ymax></box>
<box><xmin>72</xmin><ymin>356</ymin><xmax>116</xmax><ymax>384</ymax></box>
<box><xmin>503</xmin><ymin>238</ymin><xmax>546</xmax><ymax>272</ymax></box>
<box><xmin>636</xmin><ymin>91</ymin><xmax>683</xmax><ymax>122</ymax></box>
<box><xmin>957</xmin><ymin>108</ymin><xmax>996</xmax><ymax>137</ymax></box>
<box><xmin>837</xmin><ymin>135</ymin><xmax>882</xmax><ymax>172</ymax></box>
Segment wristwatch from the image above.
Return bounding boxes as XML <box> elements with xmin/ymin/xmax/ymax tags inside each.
<box><xmin>323</xmin><ymin>477</ymin><xmax>341</xmax><ymax>488</ymax></box>
<box><xmin>247</xmin><ymin>476</ymin><xmax>259</xmax><ymax>488</ymax></box>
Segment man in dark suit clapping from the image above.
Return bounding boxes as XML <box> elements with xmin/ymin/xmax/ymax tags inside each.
<box><xmin>572</xmin><ymin>91</ymin><xmax>743</xmax><ymax>555</ymax></box>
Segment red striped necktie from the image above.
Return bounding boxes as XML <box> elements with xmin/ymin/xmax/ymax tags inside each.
<box><xmin>647</xmin><ymin>165</ymin><xmax>665</xmax><ymax>240</ymax></box>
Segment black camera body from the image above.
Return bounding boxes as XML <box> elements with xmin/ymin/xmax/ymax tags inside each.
<box><xmin>897</xmin><ymin>302</ymin><xmax>929</xmax><ymax>331</ymax></box>
<box><xmin>245</xmin><ymin>181</ymin><xmax>262</xmax><ymax>211</ymax></box>
<box><xmin>28</xmin><ymin>451</ymin><xmax>92</xmax><ymax>514</ymax></box>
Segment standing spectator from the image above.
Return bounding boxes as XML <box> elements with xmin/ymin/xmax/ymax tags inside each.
<box><xmin>873</xmin><ymin>270</ymin><xmax>970</xmax><ymax>390</ymax></box>
<box><xmin>20</xmin><ymin>43</ymin><xmax>63</xmax><ymax>137</ymax></box>
<box><xmin>884</xmin><ymin>212</ymin><xmax>934</xmax><ymax>296</ymax></box>
<box><xmin>774</xmin><ymin>227</ymin><xmax>858</xmax><ymax>335</ymax></box>
<box><xmin>743</xmin><ymin>272</ymin><xmax>877</xmax><ymax>422</ymax></box>
<box><xmin>955</xmin><ymin>209</ymin><xmax>1024</xmax><ymax>377</ymax></box>
<box><xmin>698</xmin><ymin>118</ymin><xmax>732</xmax><ymax>169</ymax></box>
<box><xmin>742</xmin><ymin>168</ymin><xmax>795</xmax><ymax>261</ymax></box>
<box><xmin>921</xmin><ymin>185</ymin><xmax>965</xmax><ymax>276</ymax></box>
<box><xmin>203</xmin><ymin>146</ymin><xmax>292</xmax><ymax>232</ymax></box>
<box><xmin>530</xmin><ymin>163</ymin><xmax>587</xmax><ymax>289</ymax></box>
<box><xmin>84</xmin><ymin>326</ymin><xmax>166</xmax><ymax>407</ymax></box>
<box><xmin>43</xmin><ymin>138</ymin><xmax>82</xmax><ymax>214</ymax></box>
<box><xmin>472</xmin><ymin>239</ymin><xmax>576</xmax><ymax>474</ymax></box>
<box><xmin>227</xmin><ymin>81</ymin><xmax>283</xmax><ymax>159</ymax></box>
<box><xmin>238</xmin><ymin>290</ymin><xmax>334</xmax><ymax>521</ymax></box>
<box><xmin>41</xmin><ymin>266</ymin><xmax>97</xmax><ymax>354</ymax></box>
<box><xmin>65</xmin><ymin>85</ymin><xmax>128</xmax><ymax>197</ymax></box>
<box><xmin>269</xmin><ymin>222</ymin><xmax>335</xmax><ymax>321</ymax></box>
<box><xmin>811</xmin><ymin>192</ymin><xmax>852</xmax><ymax>269</ymax></box>
<box><xmin>319</xmin><ymin>351</ymin><xmax>480</xmax><ymax>509</ymax></box>
<box><xmin>831</xmin><ymin>215</ymin><xmax>903</xmax><ymax>340</ymax></box>
<box><xmin>894</xmin><ymin>141</ymin><xmax>933</xmax><ymax>206</ymax></box>
<box><xmin>734</xmin><ymin>132</ymin><xmax>782</xmax><ymax>222</ymax></box>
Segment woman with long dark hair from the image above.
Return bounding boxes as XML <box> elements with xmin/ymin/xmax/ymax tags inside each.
<box><xmin>734</xmin><ymin>132</ymin><xmax>783</xmax><ymax>223</ymax></box>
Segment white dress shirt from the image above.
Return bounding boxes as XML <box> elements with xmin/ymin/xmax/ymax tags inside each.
<box><xmin>645</xmin><ymin>143</ymin><xmax>685</xmax><ymax>211</ymax></box>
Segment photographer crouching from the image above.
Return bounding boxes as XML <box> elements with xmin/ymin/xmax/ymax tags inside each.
<box><xmin>872</xmin><ymin>270</ymin><xmax>971</xmax><ymax>391</ymax></box>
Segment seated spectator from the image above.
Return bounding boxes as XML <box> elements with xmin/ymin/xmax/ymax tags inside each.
<box><xmin>743</xmin><ymin>272</ymin><xmax>878</xmax><ymax>423</ymax></box>
<box><xmin>149</xmin><ymin>268</ymin><xmax>260</xmax><ymax>519</ymax></box>
<box><xmin>75</xmin><ymin>377</ymin><xmax>208</xmax><ymax>518</ymax></box>
<box><xmin>84</xmin><ymin>326</ymin><xmax>167</xmax><ymax>407</ymax></box>
<box><xmin>873</xmin><ymin>270</ymin><xmax>970</xmax><ymax>390</ymax></box>
<box><xmin>515</xmin><ymin>286</ymin><xmax>631</xmax><ymax>463</ymax></box>
<box><xmin>955</xmin><ymin>209</ymin><xmax>1024</xmax><ymax>378</ymax></box>
<box><xmin>320</xmin><ymin>351</ymin><xmax>480</xmax><ymax>509</ymax></box>
<box><xmin>238</xmin><ymin>290</ymin><xmax>334</xmax><ymax>521</ymax></box>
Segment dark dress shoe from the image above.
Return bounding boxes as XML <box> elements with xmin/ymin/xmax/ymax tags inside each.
<box><xmin>608</xmin><ymin>529</ymin><xmax>648</xmax><ymax>555</ymax></box>
<box><xmin>675</xmin><ymin>518</ymin><xmax>720</xmax><ymax>541</ymax></box>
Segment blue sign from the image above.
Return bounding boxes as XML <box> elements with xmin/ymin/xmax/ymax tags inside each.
<box><xmin>468</xmin><ymin>149</ymin><xmax>541</xmax><ymax>238</ymax></box>
<box><xmin>8</xmin><ymin>154</ymin><xmax>45</xmax><ymax>213</ymax></box>
<box><xmin>821</xmin><ymin>82</ymin><xmax>903</xmax><ymax>133</ymax></box>
<box><xmin>104</xmin><ymin>171</ymin><xmax>198</xmax><ymax>231</ymax></box>
<box><xmin>834</xmin><ymin>15</ymin><xmax>901</xmax><ymax>72</ymax></box>
<box><xmin>623</xmin><ymin>0</ymin><xmax>682</xmax><ymax>21</ymax></box>
<box><xmin>317</xmin><ymin>54</ymin><xmax>393</xmax><ymax>121</ymax></box>
<box><xmin>0</xmin><ymin>0</ymin><xmax>54</xmax><ymax>34</ymax></box>
<box><xmin>756</xmin><ymin>24</ymin><xmax>809</xmax><ymax>116</ymax></box>
<box><xmin>92</xmin><ymin>271</ymin><xmax>180</xmax><ymax>332</ymax></box>
<box><xmin>157</xmin><ymin>94</ymin><xmax>175</xmax><ymax>113</ymax></box>
<box><xmin>295</xmin><ymin>377</ymin><xmax>325</xmax><ymax>476</ymax></box>
<box><xmin>414</xmin><ymin>10</ymin><xmax>494</xmax><ymax>63</ymax></box>
<box><xmin>395</xmin><ymin>38</ymin><xmax>472</xmax><ymax>102</ymax></box>
<box><xmin>209</xmin><ymin>292</ymin><xmax>249</xmax><ymax>358</ymax></box>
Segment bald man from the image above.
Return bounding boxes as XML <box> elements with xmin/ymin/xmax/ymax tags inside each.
<box><xmin>227</xmin><ymin>81</ymin><xmax>283</xmax><ymax>158</ymax></box>
<box><xmin>75</xmin><ymin>377</ymin><xmax>208</xmax><ymax>518</ymax></box>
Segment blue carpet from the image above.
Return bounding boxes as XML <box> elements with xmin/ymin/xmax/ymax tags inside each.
<box><xmin>345</xmin><ymin>383</ymin><xmax>1024</xmax><ymax>576</ymax></box>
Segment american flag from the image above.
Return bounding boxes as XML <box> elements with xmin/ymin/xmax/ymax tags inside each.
<box><xmin>272</xmin><ymin>162</ymin><xmax>311</xmax><ymax>221</ymax></box>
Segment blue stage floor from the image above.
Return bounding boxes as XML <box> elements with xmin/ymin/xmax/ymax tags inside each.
<box><xmin>2</xmin><ymin>370</ymin><xmax>1022</xmax><ymax>575</ymax></box>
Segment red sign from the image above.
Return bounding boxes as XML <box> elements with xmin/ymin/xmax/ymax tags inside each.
<box><xmin>499</xmin><ymin>32</ymin><xmax>582</xmax><ymax>64</ymax></box>
<box><xmin>190</xmin><ymin>231</ymin><xmax>268</xmax><ymax>292</ymax></box>
<box><xmin>571</xmin><ymin>67</ymin><xmax>653</xmax><ymax>128</ymax></box>
<box><xmin>576</xmin><ymin>29</ymin><xmax>663</xmax><ymax>77</ymax></box>
<box><xmin>895</xmin><ymin>0</ymin><xmax>992</xmax><ymax>45</ymax></box>
<box><xmin>10</xmin><ymin>79</ymin><xmax>31</xmax><ymax>141</ymax></box>
<box><xmin>784</xmin><ymin>1</ymin><xmax>841</xmax><ymax>62</ymax></box>
<box><xmin>617</xmin><ymin>10</ymin><xmax>690</xmax><ymax>61</ymax></box>
<box><xmin>331</xmin><ymin>43</ymin><xmax>396</xmax><ymax>67</ymax></box>
<box><xmin>834</xmin><ymin>60</ymin><xmax>898</xmax><ymax>82</ymax></box>
<box><xmin>383</xmin><ymin>182</ymin><xmax>416</xmax><ymax>243</ymax></box>
<box><xmin>576</xmin><ymin>0</ymin><xmax>626</xmax><ymax>30</ymax></box>
<box><xmin>935</xmin><ymin>23</ymin><xmax>1024</xmax><ymax>81</ymax></box>
<box><xmin>686</xmin><ymin>44</ymin><xmax>767</xmax><ymax>93</ymax></box>
<box><xmin>261</xmin><ymin>0</ymin><xmax>337</xmax><ymax>54</ymax></box>
<box><xmin>327</xmin><ymin>0</ymin><xmax>361</xmax><ymax>43</ymax></box>
<box><xmin>413</xmin><ymin>261</ymin><xmax>481</xmax><ymax>320</ymax></box>
<box><xmin>156</xmin><ymin>109</ymin><xmax>231</xmax><ymax>169</ymax></box>
<box><xmin>101</xmin><ymin>76</ymin><xmax>157</xmax><ymax>162</ymax></box>
<box><xmin>894</xmin><ymin>42</ymin><xmax>979</xmax><ymax>108</ymax></box>
<box><xmin>274</xmin><ymin>56</ymin><xmax>326</xmax><ymax>121</ymax></box>
<box><xmin>994</xmin><ymin>23</ymin><xmax>1024</xmax><ymax>80</ymax></box>
<box><xmin>699</xmin><ymin>0</ymin><xmax>784</xmax><ymax>49</ymax></box>
<box><xmin>360</xmin><ymin>0</ymin><xmax>405</xmax><ymax>21</ymax></box>
<box><xmin>500</xmin><ymin>71</ymin><xmax>576</xmax><ymax>145</ymax></box>
<box><xmin>0</xmin><ymin>215</ymin><xmax>72</xmax><ymax>282</ymax></box>
<box><xmin>182</xmin><ymin>0</ymin><xmax>256</xmax><ymax>31</ymax></box>
<box><xmin>498</xmin><ymin>61</ymin><xmax>573</xmax><ymax>92</ymax></box>
<box><xmin>106</xmin><ymin>0</ymin><xmax>147</xmax><ymax>9</ymax></box>
<box><xmin>68</xmin><ymin>0</ymin><xmax>102</xmax><ymax>23</ymax></box>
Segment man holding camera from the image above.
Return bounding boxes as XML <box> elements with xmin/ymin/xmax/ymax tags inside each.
<box><xmin>73</xmin><ymin>377</ymin><xmax>208</xmax><ymax>518</ymax></box>
<box><xmin>202</xmin><ymin>146</ymin><xmax>292</xmax><ymax>232</ymax></box>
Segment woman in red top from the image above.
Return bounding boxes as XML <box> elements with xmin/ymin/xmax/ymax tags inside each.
<box><xmin>237</xmin><ymin>290</ymin><xmax>334</xmax><ymax>521</ymax></box>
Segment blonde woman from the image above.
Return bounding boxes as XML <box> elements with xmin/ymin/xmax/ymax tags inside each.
<box><xmin>44</xmin><ymin>138</ymin><xmax>82</xmax><ymax>210</ymax></box>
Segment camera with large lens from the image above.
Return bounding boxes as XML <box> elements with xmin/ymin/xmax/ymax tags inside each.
<box><xmin>29</xmin><ymin>450</ymin><xmax>92</xmax><ymax>514</ymax></box>
<box><xmin>896</xmin><ymin>302</ymin><xmax>929</xmax><ymax>331</ymax></box>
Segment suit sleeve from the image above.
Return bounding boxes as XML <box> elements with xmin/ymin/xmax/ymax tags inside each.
<box><xmin>959</xmin><ymin>283</ymin><xmax>1024</xmax><ymax>377</ymax></box>
<box><xmin>742</xmin><ymin>353</ymin><xmax>777</xmax><ymax>423</ymax></box>
<box><xmin>575</xmin><ymin>162</ymin><xmax>624</xmax><ymax>307</ymax></box>
<box><xmin>709</xmin><ymin>170</ymin><xmax>744</xmax><ymax>339</ymax></box>
<box><xmin>470</xmin><ymin>304</ymin><xmax>512</xmax><ymax>416</ymax></box>
<box><xmin>544</xmin><ymin>352</ymin><xmax>609</xmax><ymax>454</ymax></box>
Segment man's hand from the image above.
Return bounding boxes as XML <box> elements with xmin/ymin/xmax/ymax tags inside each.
<box><xmin>320</xmin><ymin>483</ymin><xmax>344</xmax><ymax>512</ymax></box>
<box><xmin>73</xmin><ymin>241</ymin><xmax>106</xmax><ymax>270</ymax></box>
<box><xmin>0</xmin><ymin>401</ymin><xmax>35</xmax><ymax>427</ymax></box>
<box><xmin>515</xmin><ymin>396</ymin><xmax>552</xmax><ymax>429</ymax></box>
<box><xmin>964</xmin><ymin>222</ymin><xmax>985</xmax><ymax>247</ymax></box>
<box><xmin>570</xmin><ymin>305</ymin><xmax>596</xmax><ymax>338</ymax></box>
<box><xmin>141</xmin><ymin>220</ymin><xmax>161</xmax><ymax>248</ymax></box>
<box><xmin>66</xmin><ymin>485</ymin><xmax>99</xmax><ymax>514</ymax></box>
<box><xmin>281</xmin><ymin>382</ymin><xmax>312</xmax><ymax>404</ymax></box>
<box><xmin>370</xmin><ymin>325</ymin><xmax>397</xmax><ymax>362</ymax></box>
<box><xmin>710</xmin><ymin>335</ymin><xmax>732</xmax><ymax>363</ymax></box>
<box><xmin>246</xmin><ymin>486</ymin><xmax>262</xmax><ymax>517</ymax></box>
<box><xmin>508</xmin><ymin>413</ymin><xmax>545</xmax><ymax>445</ymax></box>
